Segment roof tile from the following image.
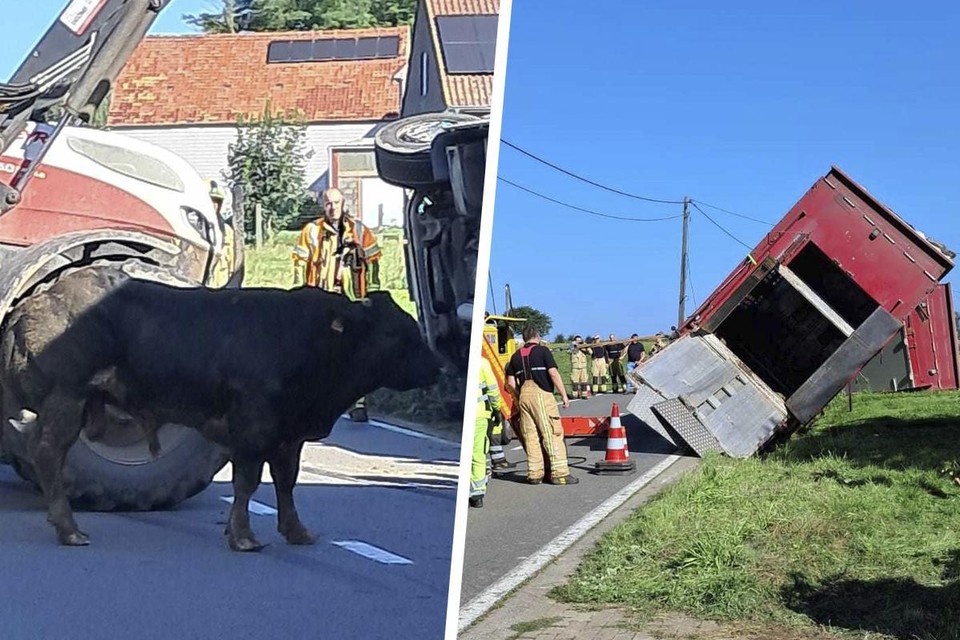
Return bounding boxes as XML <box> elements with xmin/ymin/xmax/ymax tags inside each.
<box><xmin>109</xmin><ymin>27</ymin><xmax>408</xmax><ymax>126</ymax></box>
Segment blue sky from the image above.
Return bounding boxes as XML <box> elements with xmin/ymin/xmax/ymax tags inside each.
<box><xmin>488</xmin><ymin>1</ymin><xmax>960</xmax><ymax>338</ymax></box>
<box><xmin>1</xmin><ymin>0</ymin><xmax>211</xmax><ymax>79</ymax></box>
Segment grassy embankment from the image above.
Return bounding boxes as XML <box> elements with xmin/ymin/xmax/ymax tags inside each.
<box><xmin>556</xmin><ymin>390</ymin><xmax>960</xmax><ymax>639</ymax></box>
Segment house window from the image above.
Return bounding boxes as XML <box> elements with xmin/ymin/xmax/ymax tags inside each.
<box><xmin>336</xmin><ymin>150</ymin><xmax>377</xmax><ymax>176</ymax></box>
<box><xmin>420</xmin><ymin>52</ymin><xmax>429</xmax><ymax>96</ymax></box>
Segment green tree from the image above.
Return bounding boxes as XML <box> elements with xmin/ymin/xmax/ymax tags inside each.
<box><xmin>509</xmin><ymin>305</ymin><xmax>553</xmax><ymax>338</ymax></box>
<box><xmin>184</xmin><ymin>0</ymin><xmax>256</xmax><ymax>33</ymax></box>
<box><xmin>185</xmin><ymin>0</ymin><xmax>417</xmax><ymax>32</ymax></box>
<box><xmin>553</xmin><ymin>333</ymin><xmax>566</xmax><ymax>343</ymax></box>
<box><xmin>227</xmin><ymin>106</ymin><xmax>308</xmax><ymax>242</ymax></box>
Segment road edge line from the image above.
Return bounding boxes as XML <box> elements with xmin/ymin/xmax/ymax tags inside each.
<box><xmin>364</xmin><ymin>417</ymin><xmax>459</xmax><ymax>445</ymax></box>
<box><xmin>457</xmin><ymin>453</ymin><xmax>682</xmax><ymax>632</ymax></box>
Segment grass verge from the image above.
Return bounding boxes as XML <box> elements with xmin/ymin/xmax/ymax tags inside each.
<box><xmin>555</xmin><ymin>390</ymin><xmax>960</xmax><ymax>639</ymax></box>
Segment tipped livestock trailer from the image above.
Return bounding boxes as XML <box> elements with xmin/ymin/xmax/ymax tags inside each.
<box><xmin>627</xmin><ymin>167</ymin><xmax>956</xmax><ymax>458</ymax></box>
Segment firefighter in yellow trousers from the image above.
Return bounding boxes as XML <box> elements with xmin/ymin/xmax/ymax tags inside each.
<box><xmin>293</xmin><ymin>188</ymin><xmax>382</xmax><ymax>421</ymax></box>
<box><xmin>471</xmin><ymin>358</ymin><xmax>503</xmax><ymax>508</ymax></box>
<box><xmin>506</xmin><ymin>326</ymin><xmax>579</xmax><ymax>485</ymax></box>
<box><xmin>569</xmin><ymin>335</ymin><xmax>591</xmax><ymax>399</ymax></box>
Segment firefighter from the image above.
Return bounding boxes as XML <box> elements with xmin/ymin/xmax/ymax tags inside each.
<box><xmin>605</xmin><ymin>333</ymin><xmax>627</xmax><ymax>394</ymax></box>
<box><xmin>568</xmin><ymin>335</ymin><xmax>591</xmax><ymax>399</ymax></box>
<box><xmin>649</xmin><ymin>332</ymin><xmax>668</xmax><ymax>356</ymax></box>
<box><xmin>207</xmin><ymin>179</ymin><xmax>236</xmax><ymax>287</ymax></box>
<box><xmin>505</xmin><ymin>326</ymin><xmax>578</xmax><ymax>485</ymax></box>
<box><xmin>293</xmin><ymin>187</ymin><xmax>383</xmax><ymax>422</ymax></box>
<box><xmin>590</xmin><ymin>335</ymin><xmax>608</xmax><ymax>394</ymax></box>
<box><xmin>626</xmin><ymin>333</ymin><xmax>646</xmax><ymax>392</ymax></box>
<box><xmin>471</xmin><ymin>357</ymin><xmax>504</xmax><ymax>508</ymax></box>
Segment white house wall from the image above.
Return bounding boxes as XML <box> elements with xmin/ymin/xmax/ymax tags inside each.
<box><xmin>113</xmin><ymin>122</ymin><xmax>380</xmax><ymax>204</ymax></box>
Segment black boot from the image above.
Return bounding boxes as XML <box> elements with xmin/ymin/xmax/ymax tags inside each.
<box><xmin>469</xmin><ymin>496</ymin><xmax>484</xmax><ymax>508</ymax></box>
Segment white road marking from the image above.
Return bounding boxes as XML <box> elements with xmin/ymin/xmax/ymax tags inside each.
<box><xmin>364</xmin><ymin>418</ymin><xmax>457</xmax><ymax>445</ymax></box>
<box><xmin>332</xmin><ymin>540</ymin><xmax>414</xmax><ymax>565</ymax></box>
<box><xmin>458</xmin><ymin>454</ymin><xmax>683</xmax><ymax>632</ymax></box>
<box><xmin>219</xmin><ymin>496</ymin><xmax>277</xmax><ymax>516</ymax></box>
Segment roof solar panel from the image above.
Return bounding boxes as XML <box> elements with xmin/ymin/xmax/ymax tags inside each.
<box><xmin>266</xmin><ymin>40</ymin><xmax>292</xmax><ymax>63</ymax></box>
<box><xmin>435</xmin><ymin>15</ymin><xmax>498</xmax><ymax>74</ymax></box>
<box><xmin>267</xmin><ymin>35</ymin><xmax>401</xmax><ymax>64</ymax></box>
<box><xmin>355</xmin><ymin>37</ymin><xmax>379</xmax><ymax>59</ymax></box>
<box><xmin>287</xmin><ymin>40</ymin><xmax>313</xmax><ymax>62</ymax></box>
<box><xmin>378</xmin><ymin>36</ymin><xmax>400</xmax><ymax>58</ymax></box>
<box><xmin>333</xmin><ymin>38</ymin><xmax>356</xmax><ymax>59</ymax></box>
<box><xmin>312</xmin><ymin>38</ymin><xmax>336</xmax><ymax>60</ymax></box>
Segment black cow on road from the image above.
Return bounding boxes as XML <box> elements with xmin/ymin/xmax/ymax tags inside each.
<box><xmin>0</xmin><ymin>267</ymin><xmax>441</xmax><ymax>550</ymax></box>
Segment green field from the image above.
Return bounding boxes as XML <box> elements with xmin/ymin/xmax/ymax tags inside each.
<box><xmin>243</xmin><ymin>230</ymin><xmax>416</xmax><ymax>317</ymax></box>
<box><xmin>556</xmin><ymin>390</ymin><xmax>960</xmax><ymax>639</ymax></box>
<box><xmin>545</xmin><ymin>341</ymin><xmax>653</xmax><ymax>391</ymax></box>
<box><xmin>243</xmin><ymin>231</ymin><xmax>463</xmax><ymax>434</ymax></box>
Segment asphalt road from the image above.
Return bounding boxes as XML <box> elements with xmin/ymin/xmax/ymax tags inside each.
<box><xmin>0</xmin><ymin>418</ymin><xmax>459</xmax><ymax>640</ymax></box>
<box><xmin>460</xmin><ymin>393</ymin><xmax>680</xmax><ymax>605</ymax></box>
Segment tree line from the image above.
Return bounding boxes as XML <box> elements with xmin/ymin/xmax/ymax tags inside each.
<box><xmin>184</xmin><ymin>0</ymin><xmax>417</xmax><ymax>33</ymax></box>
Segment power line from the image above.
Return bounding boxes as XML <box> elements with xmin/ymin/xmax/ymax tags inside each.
<box><xmin>501</xmin><ymin>140</ymin><xmax>685</xmax><ymax>205</ymax></box>
<box><xmin>690</xmin><ymin>201</ymin><xmax>754</xmax><ymax>251</ymax></box>
<box><xmin>498</xmin><ymin>176</ymin><xmax>683</xmax><ymax>222</ymax></box>
<box><xmin>691</xmin><ymin>199</ymin><xmax>773</xmax><ymax>226</ymax></box>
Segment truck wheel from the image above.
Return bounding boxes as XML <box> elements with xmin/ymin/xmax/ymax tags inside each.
<box><xmin>3</xmin><ymin>261</ymin><xmax>229</xmax><ymax>511</ymax></box>
<box><xmin>374</xmin><ymin>111</ymin><xmax>480</xmax><ymax>188</ymax></box>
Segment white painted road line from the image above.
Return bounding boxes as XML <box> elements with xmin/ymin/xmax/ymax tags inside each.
<box><xmin>365</xmin><ymin>418</ymin><xmax>457</xmax><ymax>446</ymax></box>
<box><xmin>219</xmin><ymin>496</ymin><xmax>278</xmax><ymax>516</ymax></box>
<box><xmin>458</xmin><ymin>454</ymin><xmax>683</xmax><ymax>632</ymax></box>
<box><xmin>332</xmin><ymin>540</ymin><xmax>414</xmax><ymax>565</ymax></box>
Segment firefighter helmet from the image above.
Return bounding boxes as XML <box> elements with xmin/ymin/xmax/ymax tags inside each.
<box><xmin>208</xmin><ymin>179</ymin><xmax>225</xmax><ymax>202</ymax></box>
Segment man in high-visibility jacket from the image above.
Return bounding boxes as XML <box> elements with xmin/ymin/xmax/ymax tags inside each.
<box><xmin>471</xmin><ymin>357</ymin><xmax>504</xmax><ymax>508</ymax></box>
<box><xmin>293</xmin><ymin>188</ymin><xmax>382</xmax><ymax>421</ymax></box>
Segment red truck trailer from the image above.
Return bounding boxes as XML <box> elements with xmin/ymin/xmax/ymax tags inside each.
<box><xmin>852</xmin><ymin>282</ymin><xmax>959</xmax><ymax>393</ymax></box>
<box><xmin>627</xmin><ymin>167</ymin><xmax>955</xmax><ymax>457</ymax></box>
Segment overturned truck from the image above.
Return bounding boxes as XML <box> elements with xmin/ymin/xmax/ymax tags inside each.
<box><xmin>628</xmin><ymin>167</ymin><xmax>956</xmax><ymax>458</ymax></box>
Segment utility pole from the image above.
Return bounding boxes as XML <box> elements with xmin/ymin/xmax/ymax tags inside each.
<box><xmin>678</xmin><ymin>197</ymin><xmax>690</xmax><ymax>328</ymax></box>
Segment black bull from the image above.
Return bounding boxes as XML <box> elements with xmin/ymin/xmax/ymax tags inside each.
<box><xmin>0</xmin><ymin>268</ymin><xmax>441</xmax><ymax>550</ymax></box>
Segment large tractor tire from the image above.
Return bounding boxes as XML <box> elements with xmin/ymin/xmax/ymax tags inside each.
<box><xmin>2</xmin><ymin>260</ymin><xmax>229</xmax><ymax>511</ymax></box>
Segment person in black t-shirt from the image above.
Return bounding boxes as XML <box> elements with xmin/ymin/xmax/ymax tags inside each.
<box><xmin>605</xmin><ymin>333</ymin><xmax>627</xmax><ymax>394</ymax></box>
<box><xmin>590</xmin><ymin>335</ymin><xmax>608</xmax><ymax>394</ymax></box>
<box><xmin>505</xmin><ymin>326</ymin><xmax>578</xmax><ymax>486</ymax></box>
<box><xmin>626</xmin><ymin>334</ymin><xmax>646</xmax><ymax>392</ymax></box>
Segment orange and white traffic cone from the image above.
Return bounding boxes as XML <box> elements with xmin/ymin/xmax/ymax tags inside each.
<box><xmin>595</xmin><ymin>402</ymin><xmax>636</xmax><ymax>475</ymax></box>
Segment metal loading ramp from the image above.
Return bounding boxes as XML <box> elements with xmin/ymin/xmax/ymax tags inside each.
<box><xmin>626</xmin><ymin>334</ymin><xmax>789</xmax><ymax>458</ymax></box>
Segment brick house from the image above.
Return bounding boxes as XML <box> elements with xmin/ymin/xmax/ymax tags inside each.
<box><xmin>108</xmin><ymin>27</ymin><xmax>410</xmax><ymax>227</ymax></box>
